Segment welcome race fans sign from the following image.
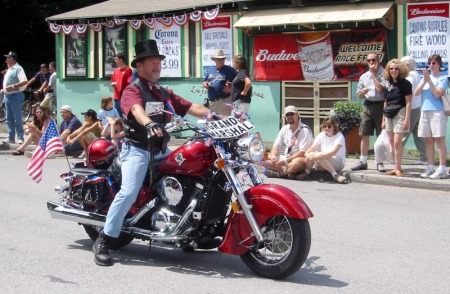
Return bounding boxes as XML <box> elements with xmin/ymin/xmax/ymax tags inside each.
<box><xmin>253</xmin><ymin>29</ymin><xmax>387</xmax><ymax>81</ymax></box>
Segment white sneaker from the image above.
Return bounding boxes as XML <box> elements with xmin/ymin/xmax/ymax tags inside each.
<box><xmin>78</xmin><ymin>151</ymin><xmax>85</xmax><ymax>159</ymax></box>
<box><xmin>429</xmin><ymin>170</ymin><xmax>448</xmax><ymax>180</ymax></box>
<box><xmin>17</xmin><ymin>139</ymin><xmax>24</xmax><ymax>144</ymax></box>
<box><xmin>420</xmin><ymin>167</ymin><xmax>435</xmax><ymax>178</ymax></box>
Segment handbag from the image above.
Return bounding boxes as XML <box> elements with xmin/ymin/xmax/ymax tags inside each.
<box><xmin>442</xmin><ymin>94</ymin><xmax>450</xmax><ymax>116</ymax></box>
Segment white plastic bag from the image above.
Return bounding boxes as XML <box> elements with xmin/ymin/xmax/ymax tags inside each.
<box><xmin>374</xmin><ymin>129</ymin><xmax>392</xmax><ymax>163</ymax></box>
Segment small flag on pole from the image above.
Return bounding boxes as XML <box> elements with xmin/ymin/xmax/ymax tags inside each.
<box><xmin>27</xmin><ymin>119</ymin><xmax>64</xmax><ymax>183</ymax></box>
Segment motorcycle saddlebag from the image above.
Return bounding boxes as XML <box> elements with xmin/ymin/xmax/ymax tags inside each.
<box><xmin>69</xmin><ymin>175</ymin><xmax>107</xmax><ymax>204</ymax></box>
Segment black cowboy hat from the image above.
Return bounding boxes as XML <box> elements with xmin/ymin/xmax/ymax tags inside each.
<box><xmin>131</xmin><ymin>40</ymin><xmax>165</xmax><ymax>68</ymax></box>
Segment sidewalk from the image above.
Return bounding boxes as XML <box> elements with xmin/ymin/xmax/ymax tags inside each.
<box><xmin>1</xmin><ymin>131</ymin><xmax>449</xmax><ymax>191</ymax></box>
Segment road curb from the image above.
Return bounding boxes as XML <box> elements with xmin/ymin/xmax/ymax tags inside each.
<box><xmin>348</xmin><ymin>171</ymin><xmax>449</xmax><ymax>191</ymax></box>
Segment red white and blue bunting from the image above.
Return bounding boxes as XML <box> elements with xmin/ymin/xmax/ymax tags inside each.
<box><xmin>48</xmin><ymin>8</ymin><xmax>220</xmax><ymax>34</ymax></box>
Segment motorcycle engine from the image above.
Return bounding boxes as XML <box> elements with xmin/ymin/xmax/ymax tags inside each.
<box><xmin>159</xmin><ymin>176</ymin><xmax>183</xmax><ymax>206</ymax></box>
<box><xmin>151</xmin><ymin>208</ymin><xmax>181</xmax><ymax>232</ymax></box>
<box><xmin>151</xmin><ymin>176</ymin><xmax>184</xmax><ymax>232</ymax></box>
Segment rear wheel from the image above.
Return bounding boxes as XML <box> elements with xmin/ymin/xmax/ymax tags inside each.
<box><xmin>83</xmin><ymin>225</ymin><xmax>134</xmax><ymax>250</ymax></box>
<box><xmin>0</xmin><ymin>103</ymin><xmax>6</xmax><ymax>123</ymax></box>
<box><xmin>22</xmin><ymin>99</ymin><xmax>32</xmax><ymax>123</ymax></box>
<box><xmin>240</xmin><ymin>216</ymin><xmax>311</xmax><ymax>279</ymax></box>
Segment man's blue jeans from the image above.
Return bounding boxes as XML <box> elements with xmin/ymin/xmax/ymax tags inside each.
<box><xmin>103</xmin><ymin>142</ymin><xmax>170</xmax><ymax>238</ymax></box>
<box><xmin>5</xmin><ymin>92</ymin><xmax>24</xmax><ymax>141</ymax></box>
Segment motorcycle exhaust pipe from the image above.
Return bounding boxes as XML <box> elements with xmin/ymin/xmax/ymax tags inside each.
<box><xmin>47</xmin><ymin>201</ymin><xmax>189</xmax><ymax>243</ymax></box>
<box><xmin>47</xmin><ymin>201</ymin><xmax>106</xmax><ymax>227</ymax></box>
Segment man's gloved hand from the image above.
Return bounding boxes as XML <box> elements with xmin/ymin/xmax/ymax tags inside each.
<box><xmin>145</xmin><ymin>122</ymin><xmax>164</xmax><ymax>137</ymax></box>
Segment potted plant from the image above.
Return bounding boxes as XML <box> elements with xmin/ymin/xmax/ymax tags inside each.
<box><xmin>329</xmin><ymin>100</ymin><xmax>362</xmax><ymax>154</ymax></box>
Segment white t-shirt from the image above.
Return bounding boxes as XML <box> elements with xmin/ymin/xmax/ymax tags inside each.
<box><xmin>314</xmin><ymin>131</ymin><xmax>346</xmax><ymax>164</ymax></box>
<box><xmin>405</xmin><ymin>70</ymin><xmax>421</xmax><ymax>110</ymax></box>
<box><xmin>273</xmin><ymin>122</ymin><xmax>314</xmax><ymax>157</ymax></box>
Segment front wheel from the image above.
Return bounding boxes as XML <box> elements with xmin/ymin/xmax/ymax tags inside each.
<box><xmin>83</xmin><ymin>225</ymin><xmax>134</xmax><ymax>250</ymax></box>
<box><xmin>240</xmin><ymin>216</ymin><xmax>311</xmax><ymax>279</ymax></box>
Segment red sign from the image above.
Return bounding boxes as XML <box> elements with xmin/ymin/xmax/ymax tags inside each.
<box><xmin>202</xmin><ymin>16</ymin><xmax>231</xmax><ymax>30</ymax></box>
<box><xmin>407</xmin><ymin>3</ymin><xmax>449</xmax><ymax>19</ymax></box>
<box><xmin>253</xmin><ymin>34</ymin><xmax>303</xmax><ymax>80</ymax></box>
<box><xmin>253</xmin><ymin>29</ymin><xmax>387</xmax><ymax>81</ymax></box>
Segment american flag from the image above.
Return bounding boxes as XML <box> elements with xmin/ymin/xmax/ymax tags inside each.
<box><xmin>27</xmin><ymin>119</ymin><xmax>64</xmax><ymax>183</ymax></box>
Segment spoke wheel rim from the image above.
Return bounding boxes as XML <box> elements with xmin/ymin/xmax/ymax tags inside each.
<box><xmin>250</xmin><ymin>215</ymin><xmax>293</xmax><ymax>266</ymax></box>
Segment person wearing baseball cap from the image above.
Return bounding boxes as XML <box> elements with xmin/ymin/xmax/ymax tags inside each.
<box><xmin>2</xmin><ymin>51</ymin><xmax>28</xmax><ymax>145</ymax></box>
<box><xmin>24</xmin><ymin>63</ymin><xmax>51</xmax><ymax>104</ymax></box>
<box><xmin>262</xmin><ymin>105</ymin><xmax>314</xmax><ymax>179</ymax></box>
<box><xmin>66</xmin><ymin>109</ymin><xmax>102</xmax><ymax>157</ymax></box>
<box><xmin>202</xmin><ymin>49</ymin><xmax>237</xmax><ymax>116</ymax></box>
<box><xmin>59</xmin><ymin>105</ymin><xmax>83</xmax><ymax>156</ymax></box>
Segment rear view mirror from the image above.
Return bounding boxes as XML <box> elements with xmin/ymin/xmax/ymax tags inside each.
<box><xmin>145</xmin><ymin>102</ymin><xmax>164</xmax><ymax>116</ymax></box>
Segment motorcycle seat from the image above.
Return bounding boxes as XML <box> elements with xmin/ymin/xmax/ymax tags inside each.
<box><xmin>70</xmin><ymin>168</ymin><xmax>107</xmax><ymax>177</ymax></box>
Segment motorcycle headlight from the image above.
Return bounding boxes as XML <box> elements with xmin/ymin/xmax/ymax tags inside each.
<box><xmin>237</xmin><ymin>136</ymin><xmax>265</xmax><ymax>163</ymax></box>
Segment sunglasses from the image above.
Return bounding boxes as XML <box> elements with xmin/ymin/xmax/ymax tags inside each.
<box><xmin>428</xmin><ymin>61</ymin><xmax>438</xmax><ymax>65</ymax></box>
<box><xmin>285</xmin><ymin>113</ymin><xmax>295</xmax><ymax>117</ymax></box>
<box><xmin>390</xmin><ymin>67</ymin><xmax>399</xmax><ymax>71</ymax></box>
<box><xmin>367</xmin><ymin>58</ymin><xmax>377</xmax><ymax>62</ymax></box>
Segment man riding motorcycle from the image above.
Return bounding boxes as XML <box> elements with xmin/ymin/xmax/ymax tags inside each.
<box><xmin>94</xmin><ymin>40</ymin><xmax>216</xmax><ymax>266</ymax></box>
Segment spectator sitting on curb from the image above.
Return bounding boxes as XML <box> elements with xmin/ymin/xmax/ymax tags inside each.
<box><xmin>12</xmin><ymin>106</ymin><xmax>50</xmax><ymax>156</ymax></box>
<box><xmin>59</xmin><ymin>105</ymin><xmax>83</xmax><ymax>156</ymax></box>
<box><xmin>295</xmin><ymin>117</ymin><xmax>348</xmax><ymax>184</ymax></box>
<box><xmin>66</xmin><ymin>109</ymin><xmax>102</xmax><ymax>158</ymax></box>
<box><xmin>262</xmin><ymin>105</ymin><xmax>314</xmax><ymax>178</ymax></box>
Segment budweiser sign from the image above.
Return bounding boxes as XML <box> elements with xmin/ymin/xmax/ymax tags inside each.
<box><xmin>255</xmin><ymin>49</ymin><xmax>300</xmax><ymax>62</ymax></box>
<box><xmin>407</xmin><ymin>3</ymin><xmax>449</xmax><ymax>19</ymax></box>
<box><xmin>253</xmin><ymin>35</ymin><xmax>303</xmax><ymax>80</ymax></box>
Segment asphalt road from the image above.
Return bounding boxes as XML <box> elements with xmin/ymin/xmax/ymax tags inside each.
<box><xmin>0</xmin><ymin>154</ymin><xmax>449</xmax><ymax>293</ymax></box>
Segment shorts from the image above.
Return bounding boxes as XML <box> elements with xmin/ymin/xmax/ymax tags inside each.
<box><xmin>64</xmin><ymin>141</ymin><xmax>83</xmax><ymax>152</ymax></box>
<box><xmin>359</xmin><ymin>101</ymin><xmax>384</xmax><ymax>136</ymax></box>
<box><xmin>385</xmin><ymin>107</ymin><xmax>407</xmax><ymax>133</ymax></box>
<box><xmin>418</xmin><ymin>110</ymin><xmax>448</xmax><ymax>138</ymax></box>
<box><xmin>40</xmin><ymin>94</ymin><xmax>54</xmax><ymax>108</ymax></box>
<box><xmin>315</xmin><ymin>155</ymin><xmax>345</xmax><ymax>172</ymax></box>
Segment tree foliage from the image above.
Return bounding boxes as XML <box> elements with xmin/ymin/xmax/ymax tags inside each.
<box><xmin>0</xmin><ymin>0</ymin><xmax>104</xmax><ymax>78</ymax></box>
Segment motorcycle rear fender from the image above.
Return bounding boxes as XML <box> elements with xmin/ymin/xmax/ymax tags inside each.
<box><xmin>219</xmin><ymin>184</ymin><xmax>313</xmax><ymax>255</ymax></box>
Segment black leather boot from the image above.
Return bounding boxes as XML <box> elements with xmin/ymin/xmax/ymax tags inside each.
<box><xmin>93</xmin><ymin>231</ymin><xmax>113</xmax><ymax>266</ymax></box>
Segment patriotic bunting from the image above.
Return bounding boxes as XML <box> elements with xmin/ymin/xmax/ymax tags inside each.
<box><xmin>47</xmin><ymin>8</ymin><xmax>221</xmax><ymax>34</ymax></box>
<box><xmin>173</xmin><ymin>14</ymin><xmax>188</xmax><ymax>26</ymax></box>
<box><xmin>129</xmin><ymin>19</ymin><xmax>143</xmax><ymax>30</ymax></box>
<box><xmin>203</xmin><ymin>8</ymin><xmax>220</xmax><ymax>20</ymax></box>
<box><xmin>143</xmin><ymin>18</ymin><xmax>155</xmax><ymax>29</ymax></box>
<box><xmin>114</xmin><ymin>18</ymin><xmax>127</xmax><ymax>26</ymax></box>
<box><xmin>48</xmin><ymin>23</ymin><xmax>61</xmax><ymax>34</ymax></box>
<box><xmin>157</xmin><ymin>17</ymin><xmax>173</xmax><ymax>26</ymax></box>
<box><xmin>89</xmin><ymin>23</ymin><xmax>103</xmax><ymax>32</ymax></box>
<box><xmin>76</xmin><ymin>24</ymin><xmax>88</xmax><ymax>34</ymax></box>
<box><xmin>62</xmin><ymin>25</ymin><xmax>74</xmax><ymax>34</ymax></box>
<box><xmin>189</xmin><ymin>11</ymin><xmax>202</xmax><ymax>22</ymax></box>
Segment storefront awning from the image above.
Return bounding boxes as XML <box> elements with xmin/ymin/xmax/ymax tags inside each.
<box><xmin>47</xmin><ymin>0</ymin><xmax>247</xmax><ymax>22</ymax></box>
<box><xmin>234</xmin><ymin>2</ymin><xmax>394</xmax><ymax>30</ymax></box>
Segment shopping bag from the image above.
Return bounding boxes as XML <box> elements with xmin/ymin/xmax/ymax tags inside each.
<box><xmin>441</xmin><ymin>94</ymin><xmax>450</xmax><ymax>116</ymax></box>
<box><xmin>374</xmin><ymin>129</ymin><xmax>392</xmax><ymax>163</ymax></box>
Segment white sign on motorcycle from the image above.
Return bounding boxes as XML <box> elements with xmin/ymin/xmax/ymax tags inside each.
<box><xmin>204</xmin><ymin>117</ymin><xmax>254</xmax><ymax>139</ymax></box>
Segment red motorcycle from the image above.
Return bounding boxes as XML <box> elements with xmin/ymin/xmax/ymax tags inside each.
<box><xmin>47</xmin><ymin>103</ymin><xmax>313</xmax><ymax>279</ymax></box>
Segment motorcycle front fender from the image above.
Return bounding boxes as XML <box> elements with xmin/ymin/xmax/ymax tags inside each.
<box><xmin>219</xmin><ymin>184</ymin><xmax>313</xmax><ymax>255</ymax></box>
